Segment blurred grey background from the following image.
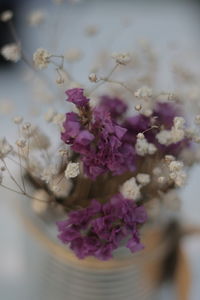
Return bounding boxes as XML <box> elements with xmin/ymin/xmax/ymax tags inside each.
<box><xmin>1</xmin><ymin>0</ymin><xmax>200</xmax><ymax>299</ymax></box>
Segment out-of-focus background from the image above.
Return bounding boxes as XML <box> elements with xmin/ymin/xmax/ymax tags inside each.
<box><xmin>1</xmin><ymin>0</ymin><xmax>200</xmax><ymax>299</ymax></box>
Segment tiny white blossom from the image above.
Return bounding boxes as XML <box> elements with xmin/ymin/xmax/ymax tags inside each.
<box><xmin>169</xmin><ymin>161</ymin><xmax>183</xmax><ymax>172</ymax></box>
<box><xmin>28</xmin><ymin>10</ymin><xmax>45</xmax><ymax>26</ymax></box>
<box><xmin>65</xmin><ymin>162</ymin><xmax>80</xmax><ymax>178</ymax></box>
<box><xmin>120</xmin><ymin>177</ymin><xmax>141</xmax><ymax>200</ymax></box>
<box><xmin>173</xmin><ymin>117</ymin><xmax>185</xmax><ymax>130</ymax></box>
<box><xmin>156</xmin><ymin>130</ymin><xmax>172</xmax><ymax>145</ymax></box>
<box><xmin>135</xmin><ymin>137</ymin><xmax>149</xmax><ymax>156</ymax></box>
<box><xmin>148</xmin><ymin>143</ymin><xmax>157</xmax><ymax>155</ymax></box>
<box><xmin>134</xmin><ymin>86</ymin><xmax>152</xmax><ymax>99</ymax></box>
<box><xmin>170</xmin><ymin>171</ymin><xmax>186</xmax><ymax>187</ymax></box>
<box><xmin>157</xmin><ymin>176</ymin><xmax>165</xmax><ymax>184</ymax></box>
<box><xmin>135</xmin><ymin>104</ymin><xmax>142</xmax><ymax>111</ymax></box>
<box><xmin>41</xmin><ymin>166</ymin><xmax>57</xmax><ymax>183</ymax></box>
<box><xmin>49</xmin><ymin>175</ymin><xmax>73</xmax><ymax>198</ymax></box>
<box><xmin>33</xmin><ymin>48</ymin><xmax>51</xmax><ymax>69</ymax></box>
<box><xmin>164</xmin><ymin>155</ymin><xmax>175</xmax><ymax>163</ymax></box>
<box><xmin>111</xmin><ymin>52</ymin><xmax>131</xmax><ymax>65</ymax></box>
<box><xmin>0</xmin><ymin>138</ymin><xmax>12</xmax><ymax>158</ymax></box>
<box><xmin>136</xmin><ymin>173</ymin><xmax>150</xmax><ymax>185</ymax></box>
<box><xmin>88</xmin><ymin>73</ymin><xmax>98</xmax><ymax>82</ymax></box>
<box><xmin>1</xmin><ymin>43</ymin><xmax>21</xmax><ymax>62</ymax></box>
<box><xmin>0</xmin><ymin>10</ymin><xmax>13</xmax><ymax>22</ymax></box>
<box><xmin>44</xmin><ymin>108</ymin><xmax>56</xmax><ymax>122</ymax></box>
<box><xmin>64</xmin><ymin>48</ymin><xmax>82</xmax><ymax>62</ymax></box>
<box><xmin>153</xmin><ymin>167</ymin><xmax>162</xmax><ymax>176</ymax></box>
<box><xmin>13</xmin><ymin>116</ymin><xmax>23</xmax><ymax>124</ymax></box>
<box><xmin>16</xmin><ymin>139</ymin><xmax>26</xmax><ymax>148</ymax></box>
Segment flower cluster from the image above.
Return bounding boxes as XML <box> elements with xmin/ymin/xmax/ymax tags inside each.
<box><xmin>57</xmin><ymin>193</ymin><xmax>147</xmax><ymax>260</ymax></box>
<box><xmin>61</xmin><ymin>88</ymin><xmax>136</xmax><ymax>179</ymax></box>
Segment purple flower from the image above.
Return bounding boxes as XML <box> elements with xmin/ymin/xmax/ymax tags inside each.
<box><xmin>98</xmin><ymin>96</ymin><xmax>128</xmax><ymax>119</ymax></box>
<box><xmin>57</xmin><ymin>194</ymin><xmax>147</xmax><ymax>260</ymax></box>
<box><xmin>66</xmin><ymin>88</ymin><xmax>89</xmax><ymax>107</ymax></box>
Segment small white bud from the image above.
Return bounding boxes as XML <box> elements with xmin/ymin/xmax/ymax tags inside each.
<box><xmin>88</xmin><ymin>73</ymin><xmax>98</xmax><ymax>82</ymax></box>
<box><xmin>65</xmin><ymin>162</ymin><xmax>80</xmax><ymax>178</ymax></box>
<box><xmin>13</xmin><ymin>116</ymin><xmax>23</xmax><ymax>124</ymax></box>
<box><xmin>0</xmin><ymin>10</ymin><xmax>13</xmax><ymax>22</ymax></box>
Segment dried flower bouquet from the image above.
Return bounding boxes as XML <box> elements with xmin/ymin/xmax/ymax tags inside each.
<box><xmin>1</xmin><ymin>6</ymin><xmax>200</xmax><ymax>262</ymax></box>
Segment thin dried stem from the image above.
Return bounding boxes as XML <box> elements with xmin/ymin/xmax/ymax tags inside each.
<box><xmin>89</xmin><ymin>63</ymin><xmax>119</xmax><ymax>95</ymax></box>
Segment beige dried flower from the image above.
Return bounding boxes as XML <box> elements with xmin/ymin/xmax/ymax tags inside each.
<box><xmin>0</xmin><ymin>10</ymin><xmax>13</xmax><ymax>22</ymax></box>
<box><xmin>41</xmin><ymin>166</ymin><xmax>57</xmax><ymax>183</ymax></box>
<box><xmin>0</xmin><ymin>138</ymin><xmax>12</xmax><ymax>158</ymax></box>
<box><xmin>1</xmin><ymin>43</ymin><xmax>21</xmax><ymax>62</ymax></box>
<box><xmin>13</xmin><ymin>116</ymin><xmax>23</xmax><ymax>124</ymax></box>
<box><xmin>120</xmin><ymin>177</ymin><xmax>141</xmax><ymax>200</ymax></box>
<box><xmin>136</xmin><ymin>173</ymin><xmax>150</xmax><ymax>186</ymax></box>
<box><xmin>44</xmin><ymin>108</ymin><xmax>56</xmax><ymax>122</ymax></box>
<box><xmin>33</xmin><ymin>48</ymin><xmax>51</xmax><ymax>69</ymax></box>
<box><xmin>85</xmin><ymin>25</ymin><xmax>99</xmax><ymax>36</ymax></box>
<box><xmin>28</xmin><ymin>10</ymin><xmax>45</xmax><ymax>26</ymax></box>
<box><xmin>65</xmin><ymin>162</ymin><xmax>80</xmax><ymax>178</ymax></box>
<box><xmin>49</xmin><ymin>174</ymin><xmax>73</xmax><ymax>198</ymax></box>
<box><xmin>134</xmin><ymin>86</ymin><xmax>152</xmax><ymax>99</ymax></box>
<box><xmin>64</xmin><ymin>48</ymin><xmax>82</xmax><ymax>62</ymax></box>
<box><xmin>111</xmin><ymin>52</ymin><xmax>131</xmax><ymax>65</ymax></box>
<box><xmin>88</xmin><ymin>73</ymin><xmax>98</xmax><ymax>83</ymax></box>
<box><xmin>16</xmin><ymin>139</ymin><xmax>26</xmax><ymax>148</ymax></box>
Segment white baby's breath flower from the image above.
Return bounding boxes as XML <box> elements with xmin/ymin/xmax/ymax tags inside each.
<box><xmin>135</xmin><ymin>137</ymin><xmax>149</xmax><ymax>156</ymax></box>
<box><xmin>33</xmin><ymin>48</ymin><xmax>51</xmax><ymax>69</ymax></box>
<box><xmin>49</xmin><ymin>174</ymin><xmax>73</xmax><ymax>198</ymax></box>
<box><xmin>30</xmin><ymin>128</ymin><xmax>50</xmax><ymax>150</ymax></box>
<box><xmin>111</xmin><ymin>52</ymin><xmax>131</xmax><ymax>65</ymax></box>
<box><xmin>172</xmin><ymin>171</ymin><xmax>187</xmax><ymax>187</ymax></box>
<box><xmin>13</xmin><ymin>116</ymin><xmax>23</xmax><ymax>124</ymax></box>
<box><xmin>44</xmin><ymin>108</ymin><xmax>56</xmax><ymax>122</ymax></box>
<box><xmin>1</xmin><ymin>43</ymin><xmax>21</xmax><ymax>62</ymax></box>
<box><xmin>153</xmin><ymin>167</ymin><xmax>162</xmax><ymax>176</ymax></box>
<box><xmin>136</xmin><ymin>173</ymin><xmax>150</xmax><ymax>185</ymax></box>
<box><xmin>85</xmin><ymin>25</ymin><xmax>99</xmax><ymax>36</ymax></box>
<box><xmin>164</xmin><ymin>155</ymin><xmax>175</xmax><ymax>163</ymax></box>
<box><xmin>88</xmin><ymin>73</ymin><xmax>98</xmax><ymax>82</ymax></box>
<box><xmin>28</xmin><ymin>10</ymin><xmax>45</xmax><ymax>26</ymax></box>
<box><xmin>0</xmin><ymin>138</ymin><xmax>12</xmax><ymax>158</ymax></box>
<box><xmin>148</xmin><ymin>143</ymin><xmax>157</xmax><ymax>155</ymax></box>
<box><xmin>135</xmin><ymin>136</ymin><xmax>156</xmax><ymax>156</ymax></box>
<box><xmin>64</xmin><ymin>48</ymin><xmax>82</xmax><ymax>62</ymax></box>
<box><xmin>134</xmin><ymin>86</ymin><xmax>152</xmax><ymax>99</ymax></box>
<box><xmin>0</xmin><ymin>10</ymin><xmax>13</xmax><ymax>22</ymax></box>
<box><xmin>169</xmin><ymin>161</ymin><xmax>183</xmax><ymax>172</ymax></box>
<box><xmin>41</xmin><ymin>166</ymin><xmax>57</xmax><ymax>183</ymax></box>
<box><xmin>52</xmin><ymin>113</ymin><xmax>65</xmax><ymax>126</ymax></box>
<box><xmin>65</xmin><ymin>162</ymin><xmax>80</xmax><ymax>178</ymax></box>
<box><xmin>156</xmin><ymin>130</ymin><xmax>172</xmax><ymax>145</ymax></box>
<box><xmin>16</xmin><ymin>139</ymin><xmax>26</xmax><ymax>148</ymax></box>
<box><xmin>173</xmin><ymin>117</ymin><xmax>185</xmax><ymax>130</ymax></box>
<box><xmin>135</xmin><ymin>104</ymin><xmax>142</xmax><ymax>111</ymax></box>
<box><xmin>120</xmin><ymin>177</ymin><xmax>141</xmax><ymax>200</ymax></box>
<box><xmin>157</xmin><ymin>176</ymin><xmax>165</xmax><ymax>184</ymax></box>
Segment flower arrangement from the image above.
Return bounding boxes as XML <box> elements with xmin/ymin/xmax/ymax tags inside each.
<box><xmin>1</xmin><ymin>4</ymin><xmax>200</xmax><ymax>262</ymax></box>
